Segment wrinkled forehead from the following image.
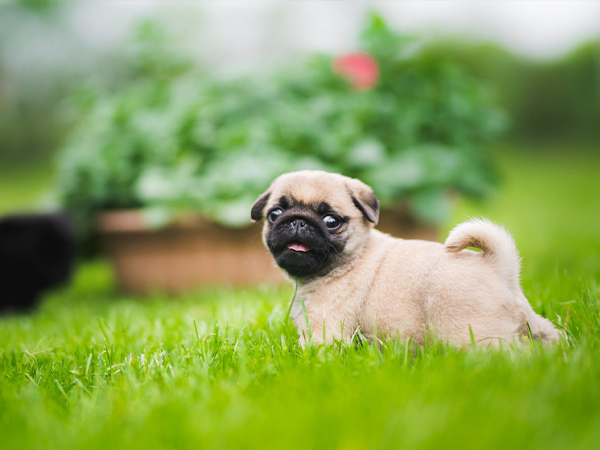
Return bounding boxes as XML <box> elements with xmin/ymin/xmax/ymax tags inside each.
<box><xmin>268</xmin><ymin>172</ymin><xmax>357</xmax><ymax>215</ymax></box>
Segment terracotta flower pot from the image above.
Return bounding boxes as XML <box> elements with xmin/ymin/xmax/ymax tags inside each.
<box><xmin>97</xmin><ymin>209</ymin><xmax>439</xmax><ymax>295</ymax></box>
<box><xmin>96</xmin><ymin>211</ymin><xmax>283</xmax><ymax>295</ymax></box>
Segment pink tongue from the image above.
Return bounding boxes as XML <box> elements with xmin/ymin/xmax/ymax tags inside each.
<box><xmin>287</xmin><ymin>242</ymin><xmax>310</xmax><ymax>252</ymax></box>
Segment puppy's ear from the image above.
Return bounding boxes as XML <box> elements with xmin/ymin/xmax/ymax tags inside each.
<box><xmin>251</xmin><ymin>190</ymin><xmax>271</xmax><ymax>221</ymax></box>
<box><xmin>347</xmin><ymin>180</ymin><xmax>379</xmax><ymax>224</ymax></box>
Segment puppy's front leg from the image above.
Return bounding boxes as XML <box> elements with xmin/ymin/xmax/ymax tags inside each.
<box><xmin>294</xmin><ymin>306</ymin><xmax>356</xmax><ymax>348</ymax></box>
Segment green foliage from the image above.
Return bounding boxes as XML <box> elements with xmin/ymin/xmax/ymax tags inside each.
<box><xmin>421</xmin><ymin>39</ymin><xmax>600</xmax><ymax>142</ymax></box>
<box><xmin>0</xmin><ymin>162</ymin><xmax>54</xmax><ymax>216</ymax></box>
<box><xmin>0</xmin><ymin>0</ymin><xmax>126</xmax><ymax>165</ymax></box>
<box><xmin>0</xmin><ymin>1</ymin><xmax>65</xmax><ymax>164</ymax></box>
<box><xmin>57</xmin><ymin>13</ymin><xmax>505</xmax><ymax>242</ymax></box>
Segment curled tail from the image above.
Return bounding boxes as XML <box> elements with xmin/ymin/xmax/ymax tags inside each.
<box><xmin>445</xmin><ymin>218</ymin><xmax>522</xmax><ymax>292</ymax></box>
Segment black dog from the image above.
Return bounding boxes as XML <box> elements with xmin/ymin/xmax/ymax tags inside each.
<box><xmin>0</xmin><ymin>213</ymin><xmax>75</xmax><ymax>313</ymax></box>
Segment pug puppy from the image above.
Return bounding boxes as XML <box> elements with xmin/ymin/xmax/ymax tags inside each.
<box><xmin>251</xmin><ymin>170</ymin><xmax>560</xmax><ymax>347</ymax></box>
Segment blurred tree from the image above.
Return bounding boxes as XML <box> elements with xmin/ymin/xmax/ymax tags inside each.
<box><xmin>0</xmin><ymin>0</ymin><xmax>141</xmax><ymax>165</ymax></box>
<box><xmin>0</xmin><ymin>0</ymin><xmax>65</xmax><ymax>164</ymax></box>
<box><xmin>422</xmin><ymin>39</ymin><xmax>600</xmax><ymax>143</ymax></box>
<box><xmin>1</xmin><ymin>2</ymin><xmax>597</xmax><ymax>169</ymax></box>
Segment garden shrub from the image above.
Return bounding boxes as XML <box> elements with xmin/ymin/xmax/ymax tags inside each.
<box><xmin>57</xmin><ymin>13</ymin><xmax>506</xmax><ymax>245</ymax></box>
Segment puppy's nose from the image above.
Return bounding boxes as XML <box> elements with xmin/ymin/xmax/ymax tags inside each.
<box><xmin>290</xmin><ymin>218</ymin><xmax>307</xmax><ymax>232</ymax></box>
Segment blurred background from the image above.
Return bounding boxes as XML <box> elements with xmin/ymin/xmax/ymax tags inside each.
<box><xmin>1</xmin><ymin>0</ymin><xmax>599</xmax><ymax>297</ymax></box>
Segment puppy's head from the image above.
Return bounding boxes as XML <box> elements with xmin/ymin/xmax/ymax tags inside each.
<box><xmin>251</xmin><ymin>170</ymin><xmax>379</xmax><ymax>280</ymax></box>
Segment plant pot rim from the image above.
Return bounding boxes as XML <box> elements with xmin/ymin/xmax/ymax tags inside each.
<box><xmin>96</xmin><ymin>209</ymin><xmax>254</xmax><ymax>234</ymax></box>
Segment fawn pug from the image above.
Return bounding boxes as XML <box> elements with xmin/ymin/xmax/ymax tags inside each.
<box><xmin>251</xmin><ymin>170</ymin><xmax>559</xmax><ymax>346</ymax></box>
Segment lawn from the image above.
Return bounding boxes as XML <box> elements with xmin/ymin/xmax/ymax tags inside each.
<box><xmin>0</xmin><ymin>160</ymin><xmax>55</xmax><ymax>216</ymax></box>
<box><xmin>1</xmin><ymin>144</ymin><xmax>599</xmax><ymax>449</ymax></box>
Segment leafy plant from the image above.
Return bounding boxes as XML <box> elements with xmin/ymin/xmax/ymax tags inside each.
<box><xmin>57</xmin><ymin>13</ymin><xmax>506</xmax><ymax>244</ymax></box>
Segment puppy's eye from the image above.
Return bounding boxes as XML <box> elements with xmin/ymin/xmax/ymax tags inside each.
<box><xmin>268</xmin><ymin>208</ymin><xmax>283</xmax><ymax>223</ymax></box>
<box><xmin>323</xmin><ymin>215</ymin><xmax>341</xmax><ymax>230</ymax></box>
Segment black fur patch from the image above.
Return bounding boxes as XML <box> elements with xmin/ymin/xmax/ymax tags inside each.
<box><xmin>0</xmin><ymin>213</ymin><xmax>75</xmax><ymax>314</ymax></box>
<box><xmin>250</xmin><ymin>190</ymin><xmax>272</xmax><ymax>221</ymax></box>
<box><xmin>351</xmin><ymin>191</ymin><xmax>379</xmax><ymax>224</ymax></box>
<box><xmin>265</xmin><ymin>203</ymin><xmax>348</xmax><ymax>279</ymax></box>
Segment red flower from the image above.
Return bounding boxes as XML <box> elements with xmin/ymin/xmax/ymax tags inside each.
<box><xmin>333</xmin><ymin>53</ymin><xmax>379</xmax><ymax>91</ymax></box>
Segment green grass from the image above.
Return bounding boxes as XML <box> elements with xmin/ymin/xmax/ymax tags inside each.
<box><xmin>0</xmin><ymin>160</ymin><xmax>55</xmax><ymax>216</ymax></box>
<box><xmin>1</xmin><ymin>145</ymin><xmax>600</xmax><ymax>449</ymax></box>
